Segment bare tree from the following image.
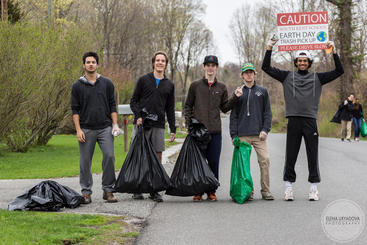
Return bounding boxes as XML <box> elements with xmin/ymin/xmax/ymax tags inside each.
<box><xmin>326</xmin><ymin>0</ymin><xmax>356</xmax><ymax>99</ymax></box>
<box><xmin>154</xmin><ymin>0</ymin><xmax>204</xmax><ymax>85</ymax></box>
<box><xmin>177</xmin><ymin>21</ymin><xmax>213</xmax><ymax>129</ymax></box>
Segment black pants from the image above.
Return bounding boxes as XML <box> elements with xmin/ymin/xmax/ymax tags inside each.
<box><xmin>283</xmin><ymin>117</ymin><xmax>321</xmax><ymax>183</ymax></box>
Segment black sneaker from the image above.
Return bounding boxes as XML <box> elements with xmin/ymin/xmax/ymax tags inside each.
<box><xmin>149</xmin><ymin>192</ymin><xmax>163</xmax><ymax>202</ymax></box>
<box><xmin>132</xmin><ymin>193</ymin><xmax>144</xmax><ymax>200</ymax></box>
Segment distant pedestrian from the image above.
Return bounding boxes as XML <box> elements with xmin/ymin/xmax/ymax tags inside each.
<box><xmin>352</xmin><ymin>97</ymin><xmax>363</xmax><ymax>141</ymax></box>
<box><xmin>184</xmin><ymin>55</ymin><xmax>241</xmax><ymax>202</ymax></box>
<box><xmin>262</xmin><ymin>38</ymin><xmax>344</xmax><ymax>201</ymax></box>
<box><xmin>339</xmin><ymin>94</ymin><xmax>354</xmax><ymax>142</ymax></box>
<box><xmin>130</xmin><ymin>51</ymin><xmax>176</xmax><ymax>202</ymax></box>
<box><xmin>71</xmin><ymin>51</ymin><xmax>120</xmax><ymax>204</ymax></box>
<box><xmin>230</xmin><ymin>63</ymin><xmax>274</xmax><ymax>201</ymax></box>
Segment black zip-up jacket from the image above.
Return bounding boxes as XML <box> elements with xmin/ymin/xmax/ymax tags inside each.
<box><xmin>130</xmin><ymin>72</ymin><xmax>176</xmax><ymax>133</ymax></box>
<box><xmin>230</xmin><ymin>82</ymin><xmax>272</xmax><ymax>139</ymax></box>
<box><xmin>262</xmin><ymin>50</ymin><xmax>344</xmax><ymax>119</ymax></box>
<box><xmin>352</xmin><ymin>104</ymin><xmax>363</xmax><ymax>119</ymax></box>
<box><xmin>184</xmin><ymin>77</ymin><xmax>238</xmax><ymax>134</ymax></box>
<box><xmin>70</xmin><ymin>75</ymin><xmax>117</xmax><ymax>130</ymax></box>
<box><xmin>339</xmin><ymin>100</ymin><xmax>354</xmax><ymax>121</ymax></box>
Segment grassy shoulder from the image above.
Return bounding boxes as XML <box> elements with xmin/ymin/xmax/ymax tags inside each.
<box><xmin>0</xmin><ymin>210</ymin><xmax>138</xmax><ymax>245</ymax></box>
<box><xmin>0</xmin><ymin>126</ymin><xmax>186</xmax><ymax>180</ymax></box>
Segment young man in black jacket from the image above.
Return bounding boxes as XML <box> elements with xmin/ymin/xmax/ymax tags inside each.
<box><xmin>339</xmin><ymin>94</ymin><xmax>355</xmax><ymax>142</ymax></box>
<box><xmin>262</xmin><ymin>39</ymin><xmax>344</xmax><ymax>201</ymax></box>
<box><xmin>230</xmin><ymin>63</ymin><xmax>273</xmax><ymax>200</ymax></box>
<box><xmin>130</xmin><ymin>51</ymin><xmax>176</xmax><ymax>202</ymax></box>
<box><xmin>71</xmin><ymin>52</ymin><xmax>120</xmax><ymax>204</ymax></box>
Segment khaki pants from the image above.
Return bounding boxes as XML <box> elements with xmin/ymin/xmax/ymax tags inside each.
<box><xmin>341</xmin><ymin>120</ymin><xmax>352</xmax><ymax>140</ymax></box>
<box><xmin>239</xmin><ymin>136</ymin><xmax>270</xmax><ymax>194</ymax></box>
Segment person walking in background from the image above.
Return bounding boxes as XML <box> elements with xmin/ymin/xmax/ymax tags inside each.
<box><xmin>71</xmin><ymin>51</ymin><xmax>120</xmax><ymax>204</ymax></box>
<box><xmin>130</xmin><ymin>51</ymin><xmax>176</xmax><ymax>202</ymax></box>
<box><xmin>262</xmin><ymin>38</ymin><xmax>344</xmax><ymax>201</ymax></box>
<box><xmin>352</xmin><ymin>97</ymin><xmax>363</xmax><ymax>141</ymax></box>
<box><xmin>339</xmin><ymin>94</ymin><xmax>354</xmax><ymax>142</ymax></box>
<box><xmin>184</xmin><ymin>55</ymin><xmax>242</xmax><ymax>202</ymax></box>
<box><xmin>230</xmin><ymin>63</ymin><xmax>274</xmax><ymax>201</ymax></box>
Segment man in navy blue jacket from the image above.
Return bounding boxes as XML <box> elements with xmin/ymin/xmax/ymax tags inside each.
<box><xmin>71</xmin><ymin>52</ymin><xmax>120</xmax><ymax>204</ymax></box>
<box><xmin>230</xmin><ymin>63</ymin><xmax>273</xmax><ymax>201</ymax></box>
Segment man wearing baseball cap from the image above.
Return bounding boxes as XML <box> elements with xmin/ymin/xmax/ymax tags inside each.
<box><xmin>184</xmin><ymin>55</ymin><xmax>242</xmax><ymax>202</ymax></box>
<box><xmin>262</xmin><ymin>39</ymin><xmax>344</xmax><ymax>201</ymax></box>
<box><xmin>230</xmin><ymin>63</ymin><xmax>274</xmax><ymax>201</ymax></box>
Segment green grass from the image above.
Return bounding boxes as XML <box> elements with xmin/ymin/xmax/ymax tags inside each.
<box><xmin>0</xmin><ymin>134</ymin><xmax>127</xmax><ymax>179</ymax></box>
<box><xmin>0</xmin><ymin>210</ymin><xmax>138</xmax><ymax>245</ymax></box>
<box><xmin>0</xmin><ymin>125</ymin><xmax>186</xmax><ymax>180</ymax></box>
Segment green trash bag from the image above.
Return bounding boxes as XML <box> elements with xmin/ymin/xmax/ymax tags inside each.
<box><xmin>361</xmin><ymin>119</ymin><xmax>367</xmax><ymax>137</ymax></box>
<box><xmin>230</xmin><ymin>137</ymin><xmax>253</xmax><ymax>204</ymax></box>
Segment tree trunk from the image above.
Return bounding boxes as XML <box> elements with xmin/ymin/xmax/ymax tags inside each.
<box><xmin>327</xmin><ymin>0</ymin><xmax>354</xmax><ymax>99</ymax></box>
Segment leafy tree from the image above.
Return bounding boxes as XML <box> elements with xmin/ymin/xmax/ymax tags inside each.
<box><xmin>0</xmin><ymin>0</ymin><xmax>23</xmax><ymax>23</ymax></box>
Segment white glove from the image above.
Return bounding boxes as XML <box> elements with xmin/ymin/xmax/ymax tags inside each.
<box><xmin>112</xmin><ymin>124</ymin><xmax>122</xmax><ymax>137</ymax></box>
<box><xmin>267</xmin><ymin>34</ymin><xmax>278</xmax><ymax>47</ymax></box>
<box><xmin>259</xmin><ymin>131</ymin><xmax>268</xmax><ymax>141</ymax></box>
<box><xmin>327</xmin><ymin>41</ymin><xmax>335</xmax><ymax>48</ymax></box>
<box><xmin>234</xmin><ymin>85</ymin><xmax>244</xmax><ymax>97</ymax></box>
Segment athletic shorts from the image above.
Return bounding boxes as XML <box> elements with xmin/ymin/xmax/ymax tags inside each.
<box><xmin>131</xmin><ymin>125</ymin><xmax>165</xmax><ymax>152</ymax></box>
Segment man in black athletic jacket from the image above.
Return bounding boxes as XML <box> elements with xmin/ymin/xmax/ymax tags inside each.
<box><xmin>262</xmin><ymin>39</ymin><xmax>344</xmax><ymax>201</ymax></box>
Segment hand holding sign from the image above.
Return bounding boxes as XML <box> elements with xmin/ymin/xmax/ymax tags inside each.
<box><xmin>267</xmin><ymin>34</ymin><xmax>279</xmax><ymax>48</ymax></box>
<box><xmin>325</xmin><ymin>41</ymin><xmax>335</xmax><ymax>54</ymax></box>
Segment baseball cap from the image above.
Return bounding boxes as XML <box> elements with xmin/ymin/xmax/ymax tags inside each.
<box><xmin>241</xmin><ymin>63</ymin><xmax>256</xmax><ymax>73</ymax></box>
<box><xmin>295</xmin><ymin>50</ymin><xmax>313</xmax><ymax>61</ymax></box>
<box><xmin>203</xmin><ymin>55</ymin><xmax>218</xmax><ymax>65</ymax></box>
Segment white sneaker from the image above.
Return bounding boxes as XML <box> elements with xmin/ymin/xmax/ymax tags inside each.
<box><xmin>284</xmin><ymin>187</ymin><xmax>294</xmax><ymax>201</ymax></box>
<box><xmin>309</xmin><ymin>189</ymin><xmax>319</xmax><ymax>201</ymax></box>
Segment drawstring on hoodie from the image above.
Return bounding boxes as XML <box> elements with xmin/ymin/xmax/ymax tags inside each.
<box><xmin>313</xmin><ymin>67</ymin><xmax>316</xmax><ymax>97</ymax></box>
<box><xmin>292</xmin><ymin>66</ymin><xmax>295</xmax><ymax>97</ymax></box>
<box><xmin>247</xmin><ymin>88</ymin><xmax>251</xmax><ymax>116</ymax></box>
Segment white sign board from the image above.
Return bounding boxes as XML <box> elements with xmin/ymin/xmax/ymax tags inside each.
<box><xmin>277</xmin><ymin>11</ymin><xmax>328</xmax><ymax>51</ymax></box>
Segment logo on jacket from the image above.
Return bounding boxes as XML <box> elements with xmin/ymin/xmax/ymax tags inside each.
<box><xmin>255</xmin><ymin>91</ymin><xmax>263</xmax><ymax>97</ymax></box>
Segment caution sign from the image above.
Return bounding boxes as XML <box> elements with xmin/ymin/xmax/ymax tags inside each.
<box><xmin>277</xmin><ymin>11</ymin><xmax>328</xmax><ymax>51</ymax></box>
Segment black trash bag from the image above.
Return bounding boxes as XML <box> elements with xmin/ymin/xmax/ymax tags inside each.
<box><xmin>114</xmin><ymin>125</ymin><xmax>171</xmax><ymax>193</ymax></box>
<box><xmin>141</xmin><ymin>107</ymin><xmax>158</xmax><ymax>129</ymax></box>
<box><xmin>165</xmin><ymin>135</ymin><xmax>220</xmax><ymax>196</ymax></box>
<box><xmin>330</xmin><ymin>108</ymin><xmax>342</xmax><ymax>124</ymax></box>
<box><xmin>8</xmin><ymin>180</ymin><xmax>84</xmax><ymax>211</ymax></box>
<box><xmin>188</xmin><ymin>118</ymin><xmax>212</xmax><ymax>151</ymax></box>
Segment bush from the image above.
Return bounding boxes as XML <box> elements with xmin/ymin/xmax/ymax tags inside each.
<box><xmin>0</xmin><ymin>22</ymin><xmax>99</xmax><ymax>152</ymax></box>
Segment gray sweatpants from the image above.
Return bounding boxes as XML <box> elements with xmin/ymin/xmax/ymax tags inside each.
<box><xmin>79</xmin><ymin>126</ymin><xmax>116</xmax><ymax>195</ymax></box>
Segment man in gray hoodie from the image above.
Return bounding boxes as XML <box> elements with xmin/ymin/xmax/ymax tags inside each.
<box><xmin>262</xmin><ymin>40</ymin><xmax>344</xmax><ymax>201</ymax></box>
<box><xmin>230</xmin><ymin>63</ymin><xmax>273</xmax><ymax>200</ymax></box>
<box><xmin>71</xmin><ymin>52</ymin><xmax>120</xmax><ymax>204</ymax></box>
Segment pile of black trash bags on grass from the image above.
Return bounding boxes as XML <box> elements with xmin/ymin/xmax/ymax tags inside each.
<box><xmin>8</xmin><ymin>180</ymin><xmax>84</xmax><ymax>211</ymax></box>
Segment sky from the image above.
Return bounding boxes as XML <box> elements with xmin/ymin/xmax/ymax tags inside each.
<box><xmin>201</xmin><ymin>0</ymin><xmax>255</xmax><ymax>65</ymax></box>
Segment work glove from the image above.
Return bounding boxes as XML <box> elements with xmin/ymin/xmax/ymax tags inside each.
<box><xmin>234</xmin><ymin>85</ymin><xmax>244</xmax><ymax>97</ymax></box>
<box><xmin>327</xmin><ymin>41</ymin><xmax>335</xmax><ymax>49</ymax></box>
<box><xmin>259</xmin><ymin>131</ymin><xmax>268</xmax><ymax>141</ymax></box>
<box><xmin>112</xmin><ymin>123</ymin><xmax>122</xmax><ymax>137</ymax></box>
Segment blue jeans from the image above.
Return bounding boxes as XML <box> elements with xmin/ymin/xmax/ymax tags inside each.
<box><xmin>204</xmin><ymin>133</ymin><xmax>222</xmax><ymax>193</ymax></box>
<box><xmin>352</xmin><ymin>117</ymin><xmax>362</xmax><ymax>138</ymax></box>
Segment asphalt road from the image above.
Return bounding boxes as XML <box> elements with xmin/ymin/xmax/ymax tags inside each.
<box><xmin>135</xmin><ymin>117</ymin><xmax>367</xmax><ymax>245</ymax></box>
<box><xmin>0</xmin><ymin>116</ymin><xmax>366</xmax><ymax>244</ymax></box>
